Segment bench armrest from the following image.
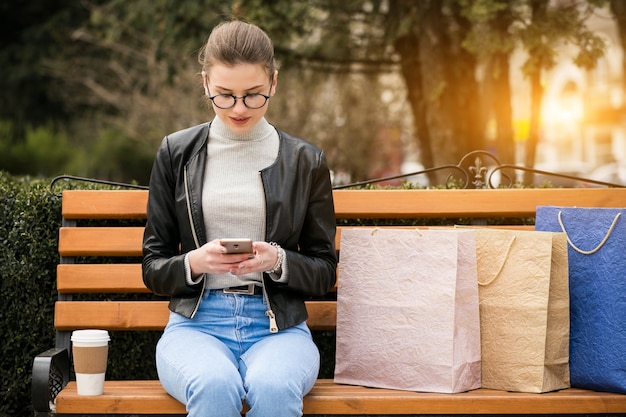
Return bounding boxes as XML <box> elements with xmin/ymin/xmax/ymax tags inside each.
<box><xmin>32</xmin><ymin>347</ymin><xmax>70</xmax><ymax>414</ymax></box>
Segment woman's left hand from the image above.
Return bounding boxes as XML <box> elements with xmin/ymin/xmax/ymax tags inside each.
<box><xmin>229</xmin><ymin>241</ymin><xmax>279</xmax><ymax>275</ymax></box>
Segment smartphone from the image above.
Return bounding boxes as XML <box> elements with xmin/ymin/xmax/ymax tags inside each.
<box><xmin>220</xmin><ymin>238</ymin><xmax>253</xmax><ymax>254</ymax></box>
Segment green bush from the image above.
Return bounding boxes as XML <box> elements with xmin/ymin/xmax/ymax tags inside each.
<box><xmin>0</xmin><ymin>173</ymin><xmax>161</xmax><ymax>417</ymax></box>
<box><xmin>0</xmin><ymin>121</ymin><xmax>78</xmax><ymax>178</ymax></box>
<box><xmin>0</xmin><ymin>172</ymin><xmax>60</xmax><ymax>417</ymax></box>
<box><xmin>0</xmin><ymin>120</ymin><xmax>155</xmax><ymax>185</ymax></box>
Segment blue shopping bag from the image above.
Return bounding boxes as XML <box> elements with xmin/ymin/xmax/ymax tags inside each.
<box><xmin>536</xmin><ymin>206</ymin><xmax>626</xmax><ymax>394</ymax></box>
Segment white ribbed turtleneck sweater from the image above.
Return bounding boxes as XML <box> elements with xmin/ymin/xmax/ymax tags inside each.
<box><xmin>202</xmin><ymin>116</ymin><xmax>279</xmax><ymax>289</ymax></box>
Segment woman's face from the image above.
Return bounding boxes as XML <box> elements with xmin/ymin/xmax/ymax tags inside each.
<box><xmin>203</xmin><ymin>63</ymin><xmax>277</xmax><ymax>135</ymax></box>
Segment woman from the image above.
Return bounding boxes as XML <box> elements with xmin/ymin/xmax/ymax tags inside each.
<box><xmin>142</xmin><ymin>20</ymin><xmax>337</xmax><ymax>417</ymax></box>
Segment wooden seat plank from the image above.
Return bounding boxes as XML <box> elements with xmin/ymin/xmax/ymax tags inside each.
<box><xmin>62</xmin><ymin>188</ymin><xmax>626</xmax><ymax>220</ymax></box>
<box><xmin>56</xmin><ymin>263</ymin><xmax>338</xmax><ymax>296</ymax></box>
<box><xmin>55</xmin><ymin>380</ymin><xmax>626</xmax><ymax>415</ymax></box>
<box><xmin>59</xmin><ymin>225</ymin><xmax>535</xmax><ymax>260</ymax></box>
<box><xmin>59</xmin><ymin>227</ymin><xmax>144</xmax><ymax>257</ymax></box>
<box><xmin>332</xmin><ymin>188</ymin><xmax>626</xmax><ymax>218</ymax></box>
<box><xmin>57</xmin><ymin>264</ymin><xmax>147</xmax><ymax>293</ymax></box>
<box><xmin>54</xmin><ymin>300</ymin><xmax>337</xmax><ymax>331</ymax></box>
<box><xmin>56</xmin><ymin>381</ymin><xmax>186</xmax><ymax>414</ymax></box>
<box><xmin>62</xmin><ymin>190</ymin><xmax>148</xmax><ymax>219</ymax></box>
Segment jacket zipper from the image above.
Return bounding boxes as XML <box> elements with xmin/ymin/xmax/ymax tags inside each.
<box><xmin>263</xmin><ymin>283</ymin><xmax>278</xmax><ymax>333</ymax></box>
<box><xmin>184</xmin><ymin>165</ymin><xmax>205</xmax><ymax>319</ymax></box>
<box><xmin>259</xmin><ymin>171</ymin><xmax>278</xmax><ymax>333</ymax></box>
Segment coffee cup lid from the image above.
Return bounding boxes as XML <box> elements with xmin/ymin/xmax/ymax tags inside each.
<box><xmin>71</xmin><ymin>329</ymin><xmax>110</xmax><ymax>342</ymax></box>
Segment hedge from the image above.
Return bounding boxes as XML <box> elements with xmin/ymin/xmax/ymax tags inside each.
<box><xmin>1</xmin><ymin>172</ymin><xmax>59</xmax><ymax>417</ymax></box>
<box><xmin>0</xmin><ymin>173</ymin><xmax>163</xmax><ymax>416</ymax></box>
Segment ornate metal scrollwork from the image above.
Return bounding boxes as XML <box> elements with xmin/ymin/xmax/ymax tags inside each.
<box><xmin>48</xmin><ymin>151</ymin><xmax>626</xmax><ymax>192</ymax></box>
<box><xmin>334</xmin><ymin>150</ymin><xmax>626</xmax><ymax>189</ymax></box>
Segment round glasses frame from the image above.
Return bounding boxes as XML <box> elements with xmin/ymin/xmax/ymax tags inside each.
<box><xmin>208</xmin><ymin>79</ymin><xmax>273</xmax><ymax>109</ymax></box>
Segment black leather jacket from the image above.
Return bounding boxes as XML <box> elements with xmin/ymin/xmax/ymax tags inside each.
<box><xmin>142</xmin><ymin>122</ymin><xmax>337</xmax><ymax>331</ymax></box>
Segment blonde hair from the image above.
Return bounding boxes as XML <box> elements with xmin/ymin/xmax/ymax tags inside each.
<box><xmin>198</xmin><ymin>20</ymin><xmax>277</xmax><ymax>79</ymax></box>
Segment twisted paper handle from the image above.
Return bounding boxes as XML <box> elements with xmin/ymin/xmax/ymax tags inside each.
<box><xmin>370</xmin><ymin>228</ymin><xmax>423</xmax><ymax>236</ymax></box>
<box><xmin>557</xmin><ymin>211</ymin><xmax>621</xmax><ymax>255</ymax></box>
<box><xmin>477</xmin><ymin>236</ymin><xmax>516</xmax><ymax>286</ymax></box>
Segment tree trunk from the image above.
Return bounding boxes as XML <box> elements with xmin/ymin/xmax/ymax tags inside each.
<box><xmin>395</xmin><ymin>32</ymin><xmax>436</xmax><ymax>185</ymax></box>
<box><xmin>491</xmin><ymin>53</ymin><xmax>515</xmax><ymax>165</ymax></box>
<box><xmin>610</xmin><ymin>0</ymin><xmax>626</xmax><ymax>100</ymax></box>
<box><xmin>488</xmin><ymin>4</ymin><xmax>515</xmax><ymax>166</ymax></box>
<box><xmin>448</xmin><ymin>1</ymin><xmax>485</xmax><ymax>159</ymax></box>
<box><xmin>417</xmin><ymin>0</ymin><xmax>457</xmax><ymax>181</ymax></box>
<box><xmin>525</xmin><ymin>69</ymin><xmax>543</xmax><ymax>185</ymax></box>
<box><xmin>524</xmin><ymin>0</ymin><xmax>548</xmax><ymax>185</ymax></box>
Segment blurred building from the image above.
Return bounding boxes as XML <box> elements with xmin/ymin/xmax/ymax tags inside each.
<box><xmin>517</xmin><ymin>6</ymin><xmax>626</xmax><ymax>185</ymax></box>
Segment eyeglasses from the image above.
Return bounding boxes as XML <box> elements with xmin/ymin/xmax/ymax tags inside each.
<box><xmin>208</xmin><ymin>80</ymin><xmax>273</xmax><ymax>109</ymax></box>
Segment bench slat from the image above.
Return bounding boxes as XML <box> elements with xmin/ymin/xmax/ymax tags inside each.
<box><xmin>59</xmin><ymin>227</ymin><xmax>144</xmax><ymax>257</ymax></box>
<box><xmin>56</xmin><ymin>381</ymin><xmax>185</xmax><ymax>414</ymax></box>
<box><xmin>61</xmin><ymin>188</ymin><xmax>626</xmax><ymax>220</ymax></box>
<box><xmin>57</xmin><ymin>264</ymin><xmax>148</xmax><ymax>293</ymax></box>
<box><xmin>332</xmin><ymin>188</ymin><xmax>626</xmax><ymax>218</ymax></box>
<box><xmin>58</xmin><ymin>225</ymin><xmax>535</xmax><ymax>261</ymax></box>
<box><xmin>57</xmin><ymin>264</ymin><xmax>339</xmax><ymax>294</ymax></box>
<box><xmin>58</xmin><ymin>226</ymin><xmax>347</xmax><ymax>258</ymax></box>
<box><xmin>62</xmin><ymin>190</ymin><xmax>148</xmax><ymax>219</ymax></box>
<box><xmin>55</xmin><ymin>380</ymin><xmax>626</xmax><ymax>414</ymax></box>
<box><xmin>54</xmin><ymin>300</ymin><xmax>337</xmax><ymax>331</ymax></box>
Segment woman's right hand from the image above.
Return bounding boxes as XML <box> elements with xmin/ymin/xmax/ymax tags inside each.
<box><xmin>187</xmin><ymin>239</ymin><xmax>255</xmax><ymax>276</ymax></box>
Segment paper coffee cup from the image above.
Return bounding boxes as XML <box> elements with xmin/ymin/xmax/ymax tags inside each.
<box><xmin>71</xmin><ymin>329</ymin><xmax>110</xmax><ymax>396</ymax></box>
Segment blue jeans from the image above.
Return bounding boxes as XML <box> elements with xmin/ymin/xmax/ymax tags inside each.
<box><xmin>156</xmin><ymin>290</ymin><xmax>320</xmax><ymax>417</ymax></box>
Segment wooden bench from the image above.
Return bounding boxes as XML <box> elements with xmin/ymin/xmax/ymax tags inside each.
<box><xmin>32</xmin><ymin>183</ymin><xmax>626</xmax><ymax>415</ymax></box>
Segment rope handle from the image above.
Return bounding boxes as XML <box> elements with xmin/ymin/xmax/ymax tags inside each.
<box><xmin>557</xmin><ymin>211</ymin><xmax>621</xmax><ymax>255</ymax></box>
<box><xmin>477</xmin><ymin>236</ymin><xmax>516</xmax><ymax>286</ymax></box>
<box><xmin>370</xmin><ymin>228</ymin><xmax>423</xmax><ymax>236</ymax></box>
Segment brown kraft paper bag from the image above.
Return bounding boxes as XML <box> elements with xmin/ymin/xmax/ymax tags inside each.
<box><xmin>334</xmin><ymin>228</ymin><xmax>481</xmax><ymax>393</ymax></box>
<box><xmin>473</xmin><ymin>229</ymin><xmax>570</xmax><ymax>393</ymax></box>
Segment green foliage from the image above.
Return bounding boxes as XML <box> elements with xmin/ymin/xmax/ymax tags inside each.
<box><xmin>0</xmin><ymin>174</ymin><xmax>159</xmax><ymax>416</ymax></box>
<box><xmin>0</xmin><ymin>120</ymin><xmax>154</xmax><ymax>185</ymax></box>
<box><xmin>2</xmin><ymin>0</ymin><xmax>613</xmax><ymax>186</ymax></box>
<box><xmin>462</xmin><ymin>0</ymin><xmax>606</xmax><ymax>76</ymax></box>
<box><xmin>11</xmin><ymin>125</ymin><xmax>76</xmax><ymax>177</ymax></box>
<box><xmin>89</xmin><ymin>129</ymin><xmax>155</xmax><ymax>185</ymax></box>
<box><xmin>461</xmin><ymin>0</ymin><xmax>517</xmax><ymax>57</ymax></box>
<box><xmin>513</xmin><ymin>0</ymin><xmax>606</xmax><ymax>76</ymax></box>
<box><xmin>0</xmin><ymin>120</ymin><xmax>15</xmax><ymax>172</ymax></box>
<box><xmin>0</xmin><ymin>173</ymin><xmax>60</xmax><ymax>417</ymax></box>
<box><xmin>0</xmin><ymin>120</ymin><xmax>76</xmax><ymax>177</ymax></box>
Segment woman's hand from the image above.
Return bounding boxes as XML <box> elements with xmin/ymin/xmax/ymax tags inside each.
<box><xmin>187</xmin><ymin>239</ymin><xmax>278</xmax><ymax>276</ymax></box>
<box><xmin>231</xmin><ymin>241</ymin><xmax>279</xmax><ymax>276</ymax></box>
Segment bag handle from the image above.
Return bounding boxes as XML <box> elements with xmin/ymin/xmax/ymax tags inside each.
<box><xmin>370</xmin><ymin>228</ymin><xmax>423</xmax><ymax>236</ymax></box>
<box><xmin>477</xmin><ymin>236</ymin><xmax>516</xmax><ymax>286</ymax></box>
<box><xmin>557</xmin><ymin>211</ymin><xmax>621</xmax><ymax>255</ymax></box>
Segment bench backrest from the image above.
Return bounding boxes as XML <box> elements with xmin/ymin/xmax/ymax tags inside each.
<box><xmin>54</xmin><ymin>188</ymin><xmax>626</xmax><ymax>350</ymax></box>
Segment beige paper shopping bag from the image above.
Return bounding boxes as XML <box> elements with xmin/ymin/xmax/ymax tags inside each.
<box><xmin>473</xmin><ymin>229</ymin><xmax>570</xmax><ymax>393</ymax></box>
<box><xmin>334</xmin><ymin>228</ymin><xmax>481</xmax><ymax>393</ymax></box>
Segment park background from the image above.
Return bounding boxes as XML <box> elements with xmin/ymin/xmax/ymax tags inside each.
<box><xmin>4</xmin><ymin>1</ymin><xmax>626</xmax><ymax>186</ymax></box>
<box><xmin>3</xmin><ymin>1</ymin><xmax>626</xmax><ymax>416</ymax></box>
